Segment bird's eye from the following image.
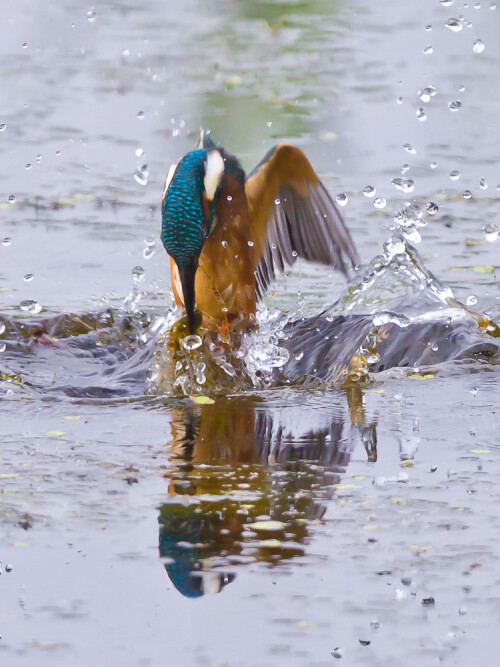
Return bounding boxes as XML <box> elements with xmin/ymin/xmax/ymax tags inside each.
<box><xmin>204</xmin><ymin>150</ymin><xmax>225</xmax><ymax>201</ymax></box>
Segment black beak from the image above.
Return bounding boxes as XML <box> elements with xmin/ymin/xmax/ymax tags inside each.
<box><xmin>178</xmin><ymin>263</ymin><xmax>198</xmax><ymax>335</ymax></box>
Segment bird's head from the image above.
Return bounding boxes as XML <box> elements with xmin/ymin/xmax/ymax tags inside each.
<box><xmin>161</xmin><ymin>148</ymin><xmax>225</xmax><ymax>334</ymax></box>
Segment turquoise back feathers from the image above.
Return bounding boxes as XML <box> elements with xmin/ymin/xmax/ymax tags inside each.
<box><xmin>161</xmin><ymin>149</ymin><xmax>209</xmax><ymax>268</ymax></box>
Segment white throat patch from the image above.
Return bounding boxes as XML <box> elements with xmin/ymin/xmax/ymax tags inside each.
<box><xmin>204</xmin><ymin>150</ymin><xmax>225</xmax><ymax>201</ymax></box>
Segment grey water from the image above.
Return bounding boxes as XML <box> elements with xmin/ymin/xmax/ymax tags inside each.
<box><xmin>0</xmin><ymin>0</ymin><xmax>499</xmax><ymax>665</ymax></box>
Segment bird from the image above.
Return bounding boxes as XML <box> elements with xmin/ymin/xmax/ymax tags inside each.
<box><xmin>161</xmin><ymin>131</ymin><xmax>359</xmax><ymax>335</ymax></box>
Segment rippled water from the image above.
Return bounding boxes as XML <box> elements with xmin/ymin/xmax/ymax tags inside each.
<box><xmin>1</xmin><ymin>0</ymin><xmax>499</xmax><ymax>665</ymax></box>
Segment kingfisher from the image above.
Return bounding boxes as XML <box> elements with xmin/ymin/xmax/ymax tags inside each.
<box><xmin>161</xmin><ymin>131</ymin><xmax>359</xmax><ymax>335</ymax></box>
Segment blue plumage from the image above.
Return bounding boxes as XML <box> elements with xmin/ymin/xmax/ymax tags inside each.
<box><xmin>161</xmin><ymin>149</ymin><xmax>208</xmax><ymax>268</ymax></box>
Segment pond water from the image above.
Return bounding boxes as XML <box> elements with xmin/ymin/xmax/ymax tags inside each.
<box><xmin>1</xmin><ymin>0</ymin><xmax>499</xmax><ymax>665</ymax></box>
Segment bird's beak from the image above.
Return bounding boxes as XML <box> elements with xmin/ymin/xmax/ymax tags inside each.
<box><xmin>178</xmin><ymin>262</ymin><xmax>198</xmax><ymax>335</ymax></box>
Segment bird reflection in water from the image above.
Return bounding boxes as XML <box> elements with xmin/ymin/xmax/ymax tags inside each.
<box><xmin>158</xmin><ymin>387</ymin><xmax>376</xmax><ymax>598</ymax></box>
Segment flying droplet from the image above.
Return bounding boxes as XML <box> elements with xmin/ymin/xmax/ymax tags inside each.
<box><xmin>137</xmin><ymin>110</ymin><xmax>145</xmax><ymax>119</ymax></box>
<box><xmin>331</xmin><ymin>648</ymin><xmax>344</xmax><ymax>659</ymax></box>
<box><xmin>448</xmin><ymin>100</ymin><xmax>462</xmax><ymax>111</ymax></box>
<box><xmin>274</xmin><ymin>198</ymin><xmax>281</xmax><ymax>205</ymax></box>
<box><xmin>459</xmin><ymin>605</ymin><xmax>468</xmax><ymax>615</ymax></box>
<box><xmin>0</xmin><ymin>323</ymin><xmax>5</xmax><ymax>335</ymax></box>
<box><xmin>8</xmin><ymin>195</ymin><xmax>16</xmax><ymax>203</ymax></box>
<box><xmin>132</xmin><ymin>265</ymin><xmax>144</xmax><ymax>281</ymax></box>
<box><xmin>20</xmin><ymin>299</ymin><xmax>42</xmax><ymax>314</ymax></box>
<box><xmin>397</xmin><ymin>96</ymin><xmax>403</xmax><ymax>104</ymax></box>
<box><xmin>2</xmin><ymin>238</ymin><xmax>12</xmax><ymax>246</ymax></box>
<box><xmin>221</xmin><ymin>240</ymin><xmax>228</xmax><ymax>248</ymax></box>
<box><xmin>426</xmin><ymin>202</ymin><xmax>439</xmax><ymax>215</ymax></box>
<box><xmin>403</xmin><ymin>143</ymin><xmax>416</xmax><ymax>154</ymax></box>
<box><xmin>24</xmin><ymin>273</ymin><xmax>34</xmax><ymax>282</ymax></box>
<box><xmin>463</xmin><ymin>190</ymin><xmax>472</xmax><ymax>199</ymax></box>
<box><xmin>36</xmin><ymin>154</ymin><xmax>42</xmax><ymax>163</ymax></box>
<box><xmin>449</xmin><ymin>170</ymin><xmax>461</xmax><ymax>181</ymax></box>
<box><xmin>133</xmin><ymin>164</ymin><xmax>148</xmax><ymax>185</ymax></box>
<box><xmin>423</xmin><ymin>45</ymin><xmax>433</xmax><ymax>54</ymax></box>
<box><xmin>392</xmin><ymin>177</ymin><xmax>415</xmax><ymax>193</ymax></box>
<box><xmin>374</xmin><ymin>197</ymin><xmax>386</xmax><ymax>209</ymax></box>
<box><xmin>479</xmin><ymin>177</ymin><xmax>487</xmax><ymax>189</ymax></box>
<box><xmin>370</xmin><ymin>619</ymin><xmax>381</xmax><ymax>630</ymax></box>
<box><xmin>440</xmin><ymin>0</ymin><xmax>454</xmax><ymax>5</ymax></box>
<box><xmin>22</xmin><ymin>42</ymin><xmax>28</xmax><ymax>48</ymax></box>
<box><xmin>247</xmin><ymin>240</ymin><xmax>254</xmax><ymax>247</ymax></box>
<box><xmin>135</xmin><ymin>148</ymin><xmax>144</xmax><ymax>157</ymax></box>
<box><xmin>416</xmin><ymin>107</ymin><xmax>427</xmax><ymax>121</ymax></box>
<box><xmin>425</xmin><ymin>24</ymin><xmax>432</xmax><ymax>31</ymax></box>
<box><xmin>182</xmin><ymin>335</ymin><xmax>202</xmax><ymax>351</ymax></box>
<box><xmin>445</xmin><ymin>18</ymin><xmax>463</xmax><ymax>32</ymax></box>
<box><xmin>0</xmin><ymin>123</ymin><xmax>6</xmax><ymax>131</ymax></box>
<box><xmin>431</xmin><ymin>161</ymin><xmax>437</xmax><ymax>169</ymax></box>
<box><xmin>363</xmin><ymin>185</ymin><xmax>376</xmax><ymax>198</ymax></box>
<box><xmin>87</xmin><ymin>7</ymin><xmax>96</xmax><ymax>21</ymax></box>
<box><xmin>473</xmin><ymin>38</ymin><xmax>485</xmax><ymax>53</ymax></box>
<box><xmin>482</xmin><ymin>223</ymin><xmax>498</xmax><ymax>242</ymax></box>
<box><xmin>336</xmin><ymin>193</ymin><xmax>348</xmax><ymax>207</ymax></box>
<box><xmin>490</xmin><ymin>2</ymin><xmax>497</xmax><ymax>8</ymax></box>
<box><xmin>401</xmin><ymin>164</ymin><xmax>410</xmax><ymax>175</ymax></box>
<box><xmin>5</xmin><ymin>564</ymin><xmax>12</xmax><ymax>572</ymax></box>
<box><xmin>25</xmin><ymin>163</ymin><xmax>32</xmax><ymax>170</ymax></box>
<box><xmin>466</xmin><ymin>295</ymin><xmax>478</xmax><ymax>306</ymax></box>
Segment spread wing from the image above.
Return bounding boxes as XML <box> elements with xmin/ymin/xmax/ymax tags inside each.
<box><xmin>245</xmin><ymin>144</ymin><xmax>359</xmax><ymax>297</ymax></box>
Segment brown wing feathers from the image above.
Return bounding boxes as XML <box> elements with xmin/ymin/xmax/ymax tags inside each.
<box><xmin>245</xmin><ymin>144</ymin><xmax>359</xmax><ymax>297</ymax></box>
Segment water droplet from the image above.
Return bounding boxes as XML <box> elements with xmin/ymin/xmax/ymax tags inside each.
<box><xmin>0</xmin><ymin>323</ymin><xmax>5</xmax><ymax>335</ymax></box>
<box><xmin>423</xmin><ymin>45</ymin><xmax>433</xmax><ymax>54</ymax></box>
<box><xmin>221</xmin><ymin>240</ymin><xmax>228</xmax><ymax>248</ymax></box>
<box><xmin>295</xmin><ymin>351</ymin><xmax>304</xmax><ymax>361</ymax></box>
<box><xmin>490</xmin><ymin>2</ymin><xmax>496</xmax><ymax>8</ymax></box>
<box><xmin>137</xmin><ymin>110</ymin><xmax>145</xmax><ymax>119</ymax></box>
<box><xmin>425</xmin><ymin>24</ymin><xmax>432</xmax><ymax>31</ymax></box>
<box><xmin>2</xmin><ymin>238</ymin><xmax>12</xmax><ymax>246</ymax></box>
<box><xmin>20</xmin><ymin>299</ymin><xmax>42</xmax><ymax>314</ymax></box>
<box><xmin>135</xmin><ymin>148</ymin><xmax>144</xmax><ymax>157</ymax></box>
<box><xmin>182</xmin><ymin>335</ymin><xmax>202</xmax><ymax>351</ymax></box>
<box><xmin>87</xmin><ymin>7</ymin><xmax>96</xmax><ymax>21</ymax></box>
<box><xmin>441</xmin><ymin>0</ymin><xmax>454</xmax><ymax>5</ymax></box>
<box><xmin>247</xmin><ymin>240</ymin><xmax>254</xmax><ymax>247</ymax></box>
<box><xmin>0</xmin><ymin>123</ymin><xmax>6</xmax><ymax>131</ymax></box>
<box><xmin>473</xmin><ymin>38</ymin><xmax>485</xmax><ymax>52</ymax></box>
<box><xmin>459</xmin><ymin>605</ymin><xmax>468</xmax><ymax>615</ymax></box>
<box><xmin>0</xmin><ymin>342</ymin><xmax>5</xmax><ymax>353</ymax></box>
<box><xmin>419</xmin><ymin>86</ymin><xmax>437</xmax><ymax>102</ymax></box>
<box><xmin>132</xmin><ymin>265</ymin><xmax>144</xmax><ymax>281</ymax></box>
<box><xmin>25</xmin><ymin>163</ymin><xmax>32</xmax><ymax>170</ymax></box>
<box><xmin>5</xmin><ymin>564</ymin><xmax>12</xmax><ymax>573</ymax></box>
<box><xmin>482</xmin><ymin>223</ymin><xmax>498</xmax><ymax>242</ymax></box>
<box><xmin>36</xmin><ymin>154</ymin><xmax>42</xmax><ymax>163</ymax></box>
<box><xmin>266</xmin><ymin>121</ymin><xmax>272</xmax><ymax>127</ymax></box>
<box><xmin>426</xmin><ymin>202</ymin><xmax>439</xmax><ymax>215</ymax></box>
<box><xmin>466</xmin><ymin>295</ymin><xmax>478</xmax><ymax>306</ymax></box>
<box><xmin>374</xmin><ymin>197</ymin><xmax>386</xmax><ymax>209</ymax></box>
<box><xmin>274</xmin><ymin>198</ymin><xmax>281</xmax><ymax>205</ymax></box>
<box><xmin>55</xmin><ymin>150</ymin><xmax>61</xmax><ymax>156</ymax></box>
<box><xmin>445</xmin><ymin>18</ymin><xmax>463</xmax><ymax>32</ymax></box>
<box><xmin>431</xmin><ymin>161</ymin><xmax>437</xmax><ymax>169</ymax></box>
<box><xmin>363</xmin><ymin>185</ymin><xmax>376</xmax><ymax>198</ymax></box>
<box><xmin>463</xmin><ymin>190</ymin><xmax>472</xmax><ymax>199</ymax></box>
<box><xmin>8</xmin><ymin>195</ymin><xmax>16</xmax><ymax>203</ymax></box>
<box><xmin>336</xmin><ymin>193</ymin><xmax>348</xmax><ymax>207</ymax></box>
<box><xmin>331</xmin><ymin>648</ymin><xmax>344</xmax><ymax>659</ymax></box>
<box><xmin>403</xmin><ymin>143</ymin><xmax>416</xmax><ymax>154</ymax></box>
<box><xmin>479</xmin><ymin>177</ymin><xmax>488</xmax><ymax>189</ymax></box>
<box><xmin>370</xmin><ymin>619</ymin><xmax>381</xmax><ymax>630</ymax></box>
<box><xmin>401</xmin><ymin>164</ymin><xmax>410</xmax><ymax>175</ymax></box>
<box><xmin>397</xmin><ymin>96</ymin><xmax>403</xmax><ymax>104</ymax></box>
<box><xmin>448</xmin><ymin>100</ymin><xmax>462</xmax><ymax>111</ymax></box>
<box><xmin>392</xmin><ymin>177</ymin><xmax>415</xmax><ymax>193</ymax></box>
<box><xmin>134</xmin><ymin>164</ymin><xmax>148</xmax><ymax>186</ymax></box>
<box><xmin>227</xmin><ymin>195</ymin><xmax>233</xmax><ymax>202</ymax></box>
<box><xmin>450</xmin><ymin>170</ymin><xmax>461</xmax><ymax>181</ymax></box>
<box><xmin>22</xmin><ymin>42</ymin><xmax>28</xmax><ymax>49</ymax></box>
<box><xmin>416</xmin><ymin>107</ymin><xmax>427</xmax><ymax>121</ymax></box>
<box><xmin>471</xmin><ymin>386</ymin><xmax>477</xmax><ymax>396</ymax></box>
<box><xmin>24</xmin><ymin>273</ymin><xmax>34</xmax><ymax>282</ymax></box>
